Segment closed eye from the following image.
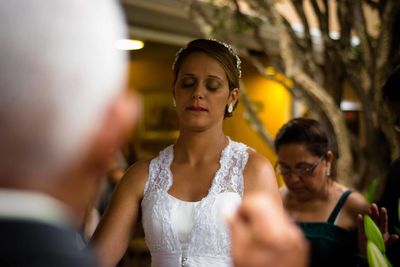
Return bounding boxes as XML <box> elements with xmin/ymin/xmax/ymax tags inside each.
<box><xmin>180</xmin><ymin>77</ymin><xmax>196</xmax><ymax>88</ymax></box>
<box><xmin>206</xmin><ymin>79</ymin><xmax>221</xmax><ymax>91</ymax></box>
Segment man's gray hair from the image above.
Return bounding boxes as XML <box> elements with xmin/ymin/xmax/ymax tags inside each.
<box><xmin>0</xmin><ymin>0</ymin><xmax>128</xmax><ymax>183</ymax></box>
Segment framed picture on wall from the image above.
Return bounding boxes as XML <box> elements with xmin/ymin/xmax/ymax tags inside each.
<box><xmin>138</xmin><ymin>90</ymin><xmax>179</xmax><ymax>143</ymax></box>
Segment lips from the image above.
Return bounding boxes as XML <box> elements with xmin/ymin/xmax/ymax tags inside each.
<box><xmin>186</xmin><ymin>106</ymin><xmax>208</xmax><ymax>112</ymax></box>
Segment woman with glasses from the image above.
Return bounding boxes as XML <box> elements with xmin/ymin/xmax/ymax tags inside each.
<box><xmin>274</xmin><ymin>118</ymin><xmax>370</xmax><ymax>267</ymax></box>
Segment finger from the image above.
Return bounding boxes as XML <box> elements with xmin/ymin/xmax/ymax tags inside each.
<box><xmin>357</xmin><ymin>213</ymin><xmax>367</xmax><ymax>254</ymax></box>
<box><xmin>370</xmin><ymin>203</ymin><xmax>379</xmax><ymax>221</ymax></box>
<box><xmin>378</xmin><ymin>207</ymin><xmax>388</xmax><ymax>233</ymax></box>
<box><xmin>356</xmin><ymin>213</ymin><xmax>364</xmax><ymax>236</ymax></box>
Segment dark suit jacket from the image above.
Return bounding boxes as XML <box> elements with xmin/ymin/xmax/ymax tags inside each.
<box><xmin>0</xmin><ymin>219</ymin><xmax>98</xmax><ymax>267</ymax></box>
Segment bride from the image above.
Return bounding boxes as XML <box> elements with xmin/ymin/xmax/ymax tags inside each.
<box><xmin>90</xmin><ymin>38</ymin><xmax>282</xmax><ymax>267</ymax></box>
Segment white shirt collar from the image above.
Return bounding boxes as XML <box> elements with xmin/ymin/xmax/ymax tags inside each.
<box><xmin>0</xmin><ymin>189</ymin><xmax>74</xmax><ymax>228</ymax></box>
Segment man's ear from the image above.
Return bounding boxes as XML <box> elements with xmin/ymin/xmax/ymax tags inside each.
<box><xmin>86</xmin><ymin>90</ymin><xmax>141</xmax><ymax>172</ymax></box>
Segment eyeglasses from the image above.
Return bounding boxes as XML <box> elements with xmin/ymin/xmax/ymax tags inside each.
<box><xmin>274</xmin><ymin>155</ymin><xmax>325</xmax><ymax>178</ymax></box>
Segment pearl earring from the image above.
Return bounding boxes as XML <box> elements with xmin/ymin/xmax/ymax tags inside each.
<box><xmin>326</xmin><ymin>168</ymin><xmax>331</xmax><ymax>177</ymax></box>
<box><xmin>227</xmin><ymin>103</ymin><xmax>234</xmax><ymax>113</ymax></box>
<box><xmin>172</xmin><ymin>98</ymin><xmax>176</xmax><ymax>107</ymax></box>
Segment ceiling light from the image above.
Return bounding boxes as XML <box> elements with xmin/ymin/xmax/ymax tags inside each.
<box><xmin>115</xmin><ymin>39</ymin><xmax>144</xmax><ymax>50</ymax></box>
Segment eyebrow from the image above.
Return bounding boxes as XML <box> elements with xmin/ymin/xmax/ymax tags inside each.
<box><xmin>180</xmin><ymin>73</ymin><xmax>224</xmax><ymax>82</ymax></box>
<box><xmin>294</xmin><ymin>162</ymin><xmax>314</xmax><ymax>167</ymax></box>
<box><xmin>277</xmin><ymin>161</ymin><xmax>314</xmax><ymax>167</ymax></box>
<box><xmin>207</xmin><ymin>74</ymin><xmax>224</xmax><ymax>80</ymax></box>
<box><xmin>180</xmin><ymin>73</ymin><xmax>195</xmax><ymax>77</ymax></box>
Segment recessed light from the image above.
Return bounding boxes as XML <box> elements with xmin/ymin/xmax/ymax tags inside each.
<box><xmin>115</xmin><ymin>39</ymin><xmax>144</xmax><ymax>50</ymax></box>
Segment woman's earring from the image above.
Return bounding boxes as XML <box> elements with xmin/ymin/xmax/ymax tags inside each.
<box><xmin>227</xmin><ymin>103</ymin><xmax>234</xmax><ymax>113</ymax></box>
<box><xmin>172</xmin><ymin>98</ymin><xmax>176</xmax><ymax>107</ymax></box>
<box><xmin>326</xmin><ymin>168</ymin><xmax>331</xmax><ymax>177</ymax></box>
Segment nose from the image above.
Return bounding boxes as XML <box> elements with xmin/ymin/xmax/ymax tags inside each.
<box><xmin>286</xmin><ymin>171</ymin><xmax>302</xmax><ymax>182</ymax></box>
<box><xmin>192</xmin><ymin>94</ymin><xmax>203</xmax><ymax>100</ymax></box>
<box><xmin>192</xmin><ymin>84</ymin><xmax>204</xmax><ymax>100</ymax></box>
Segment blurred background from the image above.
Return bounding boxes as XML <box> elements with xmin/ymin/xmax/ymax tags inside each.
<box><xmin>109</xmin><ymin>0</ymin><xmax>400</xmax><ymax>266</ymax></box>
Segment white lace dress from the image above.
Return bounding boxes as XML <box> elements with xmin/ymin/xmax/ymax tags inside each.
<box><xmin>141</xmin><ymin>138</ymin><xmax>249</xmax><ymax>267</ymax></box>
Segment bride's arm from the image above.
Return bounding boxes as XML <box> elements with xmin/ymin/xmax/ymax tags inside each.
<box><xmin>90</xmin><ymin>159</ymin><xmax>150</xmax><ymax>267</ymax></box>
<box><xmin>243</xmin><ymin>150</ymin><xmax>283</xmax><ymax>211</ymax></box>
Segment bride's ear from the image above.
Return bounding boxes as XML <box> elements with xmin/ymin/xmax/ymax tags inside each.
<box><xmin>229</xmin><ymin>88</ymin><xmax>239</xmax><ymax>106</ymax></box>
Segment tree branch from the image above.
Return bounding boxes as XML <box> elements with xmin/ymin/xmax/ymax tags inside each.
<box><xmin>337</xmin><ymin>1</ymin><xmax>352</xmax><ymax>51</ymax></box>
<box><xmin>229</xmin><ymin>0</ymin><xmax>272</xmax><ymax>59</ymax></box>
<box><xmin>310</xmin><ymin>0</ymin><xmax>329</xmax><ymax>41</ymax></box>
<box><xmin>290</xmin><ymin>0</ymin><xmax>313</xmax><ymax>49</ymax></box>
<box><xmin>239</xmin><ymin>80</ymin><xmax>275</xmax><ymax>148</ymax></box>
<box><xmin>281</xmin><ymin>17</ymin><xmax>307</xmax><ymax>51</ymax></box>
<box><xmin>353</xmin><ymin>0</ymin><xmax>374</xmax><ymax>75</ymax></box>
<box><xmin>363</xmin><ymin>0</ymin><xmax>380</xmax><ymax>10</ymax></box>
<box><xmin>186</xmin><ymin>0</ymin><xmax>219</xmax><ymax>37</ymax></box>
<box><xmin>376</xmin><ymin>0</ymin><xmax>398</xmax><ymax>73</ymax></box>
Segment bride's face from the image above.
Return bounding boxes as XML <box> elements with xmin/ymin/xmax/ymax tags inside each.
<box><xmin>173</xmin><ymin>52</ymin><xmax>237</xmax><ymax>131</ymax></box>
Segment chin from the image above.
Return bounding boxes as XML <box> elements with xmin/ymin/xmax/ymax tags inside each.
<box><xmin>188</xmin><ymin>125</ymin><xmax>209</xmax><ymax>132</ymax></box>
<box><xmin>181</xmin><ymin>120</ymin><xmax>209</xmax><ymax>130</ymax></box>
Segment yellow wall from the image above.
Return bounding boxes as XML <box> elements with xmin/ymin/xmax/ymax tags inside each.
<box><xmin>224</xmin><ymin>73</ymin><xmax>292</xmax><ymax>163</ymax></box>
<box><xmin>128</xmin><ymin>59</ymin><xmax>173</xmax><ymax>92</ymax></box>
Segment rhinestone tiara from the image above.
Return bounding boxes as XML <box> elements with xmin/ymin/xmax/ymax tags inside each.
<box><xmin>172</xmin><ymin>39</ymin><xmax>242</xmax><ymax>78</ymax></box>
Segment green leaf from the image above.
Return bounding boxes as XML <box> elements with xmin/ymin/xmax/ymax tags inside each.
<box><xmin>364</xmin><ymin>215</ymin><xmax>386</xmax><ymax>253</ymax></box>
<box><xmin>367</xmin><ymin>241</ymin><xmax>389</xmax><ymax>267</ymax></box>
<box><xmin>365</xmin><ymin>179</ymin><xmax>378</xmax><ymax>203</ymax></box>
<box><xmin>385</xmin><ymin>255</ymin><xmax>393</xmax><ymax>267</ymax></box>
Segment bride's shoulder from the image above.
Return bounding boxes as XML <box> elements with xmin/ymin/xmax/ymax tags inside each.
<box><xmin>116</xmin><ymin>159</ymin><xmax>151</xmax><ymax>197</ymax></box>
<box><xmin>245</xmin><ymin>150</ymin><xmax>274</xmax><ymax>170</ymax></box>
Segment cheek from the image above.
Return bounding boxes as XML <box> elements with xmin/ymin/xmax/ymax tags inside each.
<box><xmin>303</xmin><ymin>177</ymin><xmax>317</xmax><ymax>187</ymax></box>
<box><xmin>210</xmin><ymin>96</ymin><xmax>229</xmax><ymax>110</ymax></box>
<box><xmin>303</xmin><ymin>173</ymin><xmax>324</xmax><ymax>188</ymax></box>
<box><xmin>175</xmin><ymin>89</ymin><xmax>190</xmax><ymax>99</ymax></box>
<box><xmin>175</xmin><ymin>91</ymin><xmax>195</xmax><ymax>108</ymax></box>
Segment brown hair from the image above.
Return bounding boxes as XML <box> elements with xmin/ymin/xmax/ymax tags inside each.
<box><xmin>274</xmin><ymin>118</ymin><xmax>337</xmax><ymax>180</ymax></box>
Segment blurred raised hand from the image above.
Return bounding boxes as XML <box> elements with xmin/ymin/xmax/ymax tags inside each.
<box><xmin>229</xmin><ymin>193</ymin><xmax>309</xmax><ymax>267</ymax></box>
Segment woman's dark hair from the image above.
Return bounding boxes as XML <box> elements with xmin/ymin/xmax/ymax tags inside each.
<box><xmin>382</xmin><ymin>64</ymin><xmax>400</xmax><ymax>102</ymax></box>
<box><xmin>172</xmin><ymin>39</ymin><xmax>240</xmax><ymax>118</ymax></box>
<box><xmin>274</xmin><ymin>118</ymin><xmax>337</xmax><ymax>179</ymax></box>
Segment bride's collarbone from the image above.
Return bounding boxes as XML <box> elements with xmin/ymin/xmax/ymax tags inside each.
<box><xmin>168</xmin><ymin>173</ymin><xmax>215</xmax><ymax>201</ymax></box>
<box><xmin>172</xmin><ymin>161</ymin><xmax>219</xmax><ymax>179</ymax></box>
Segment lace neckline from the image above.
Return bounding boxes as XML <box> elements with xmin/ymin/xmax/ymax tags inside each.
<box><xmin>167</xmin><ymin>193</ymin><xmax>201</xmax><ymax>205</ymax></box>
<box><xmin>142</xmin><ymin>137</ymin><xmax>248</xmax><ymax>257</ymax></box>
<box><xmin>166</xmin><ymin>137</ymin><xmax>232</xmax><ymax>203</ymax></box>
